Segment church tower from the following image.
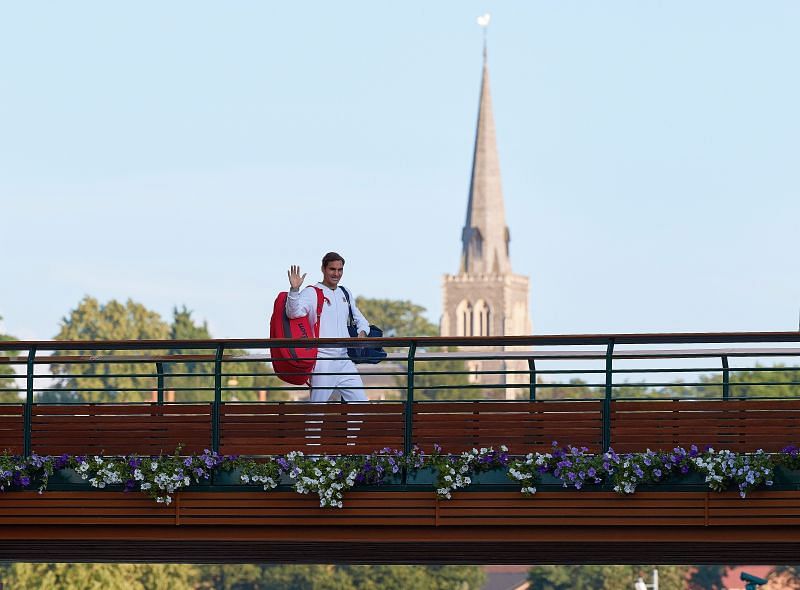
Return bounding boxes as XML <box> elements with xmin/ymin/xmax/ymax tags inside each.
<box><xmin>440</xmin><ymin>41</ymin><xmax>531</xmax><ymax>397</ymax></box>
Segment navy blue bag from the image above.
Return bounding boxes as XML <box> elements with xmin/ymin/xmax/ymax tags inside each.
<box><xmin>340</xmin><ymin>287</ymin><xmax>387</xmax><ymax>364</ymax></box>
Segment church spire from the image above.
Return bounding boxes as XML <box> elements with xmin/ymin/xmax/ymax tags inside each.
<box><xmin>460</xmin><ymin>37</ymin><xmax>511</xmax><ymax>275</ymax></box>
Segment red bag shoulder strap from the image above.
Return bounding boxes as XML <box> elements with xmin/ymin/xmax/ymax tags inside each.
<box><xmin>311</xmin><ymin>286</ymin><xmax>324</xmax><ymax>338</ymax></box>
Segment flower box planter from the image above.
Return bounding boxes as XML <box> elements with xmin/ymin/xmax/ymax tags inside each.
<box><xmin>404</xmin><ymin>467</ymin><xmax>437</xmax><ymax>486</ymax></box>
<box><xmin>467</xmin><ymin>468</ymin><xmax>514</xmax><ymax>487</ymax></box>
<box><xmin>635</xmin><ymin>471</ymin><xmax>707</xmax><ymax>492</ymax></box>
<box><xmin>770</xmin><ymin>466</ymin><xmax>800</xmax><ymax>489</ymax></box>
<box><xmin>47</xmin><ymin>468</ymin><xmax>86</xmax><ymax>486</ymax></box>
<box><xmin>209</xmin><ymin>469</ymin><xmax>245</xmax><ymax>486</ymax></box>
<box><xmin>44</xmin><ymin>468</ymin><xmax>125</xmax><ymax>492</ymax></box>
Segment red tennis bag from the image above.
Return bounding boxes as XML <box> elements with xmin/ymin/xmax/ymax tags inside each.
<box><xmin>269</xmin><ymin>287</ymin><xmax>324</xmax><ymax>385</ymax></box>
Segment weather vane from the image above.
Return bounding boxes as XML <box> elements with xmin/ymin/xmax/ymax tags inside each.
<box><xmin>477</xmin><ymin>13</ymin><xmax>491</xmax><ymax>57</ymax></box>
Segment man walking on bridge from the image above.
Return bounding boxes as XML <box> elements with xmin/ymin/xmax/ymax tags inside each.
<box><xmin>286</xmin><ymin>252</ymin><xmax>370</xmax><ymax>402</ymax></box>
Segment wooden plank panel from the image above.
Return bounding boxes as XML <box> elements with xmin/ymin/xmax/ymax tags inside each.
<box><xmin>33</xmin><ymin>404</ymin><xmax>211</xmax><ymax>415</ymax></box>
<box><xmin>222</xmin><ymin>404</ymin><xmax>404</xmax><ymax>415</ymax></box>
<box><xmin>30</xmin><ymin>403</ymin><xmax>213</xmax><ymax>455</ymax></box>
<box><xmin>0</xmin><ymin>407</ymin><xmax>23</xmax><ymax>452</ymax></box>
<box><xmin>612</xmin><ymin>400</ymin><xmax>800</xmax><ymax>411</ymax></box>
<box><xmin>610</xmin><ymin>400</ymin><xmax>800</xmax><ymax>451</ymax></box>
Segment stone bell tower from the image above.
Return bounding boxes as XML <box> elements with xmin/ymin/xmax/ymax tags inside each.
<box><xmin>440</xmin><ymin>43</ymin><xmax>531</xmax><ymax>398</ymax></box>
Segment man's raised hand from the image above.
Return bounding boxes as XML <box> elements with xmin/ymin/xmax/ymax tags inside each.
<box><xmin>288</xmin><ymin>265</ymin><xmax>306</xmax><ymax>291</ymax></box>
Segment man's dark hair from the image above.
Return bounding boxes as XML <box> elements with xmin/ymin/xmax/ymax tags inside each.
<box><xmin>322</xmin><ymin>252</ymin><xmax>345</xmax><ymax>268</ymax></box>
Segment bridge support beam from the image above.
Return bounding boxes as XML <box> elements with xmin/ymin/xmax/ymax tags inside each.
<box><xmin>1</xmin><ymin>490</ymin><xmax>800</xmax><ymax>563</ymax></box>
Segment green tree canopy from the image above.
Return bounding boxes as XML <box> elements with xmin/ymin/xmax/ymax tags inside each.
<box><xmin>195</xmin><ymin>564</ymin><xmax>485</xmax><ymax>590</ymax></box>
<box><xmin>166</xmin><ymin>305</ymin><xmax>284</xmax><ymax>402</ymax></box>
<box><xmin>687</xmin><ymin>565</ymin><xmax>729</xmax><ymax>590</ymax></box>
<box><xmin>354</xmin><ymin>298</ymin><xmax>438</xmax><ymax>337</ymax></box>
<box><xmin>0</xmin><ymin>563</ymin><xmax>483</xmax><ymax>590</ymax></box>
<box><xmin>44</xmin><ymin>298</ymin><xmax>283</xmax><ymax>403</ymax></box>
<box><xmin>46</xmin><ymin>296</ymin><xmax>171</xmax><ymax>402</ymax></box>
<box><xmin>0</xmin><ymin>562</ymin><xmax>200</xmax><ymax>590</ymax></box>
<box><xmin>354</xmin><ymin>298</ymin><xmax>478</xmax><ymax>400</ymax></box>
<box><xmin>0</xmin><ymin>314</ymin><xmax>20</xmax><ymax>402</ymax></box>
<box><xmin>527</xmin><ymin>565</ymin><xmax>686</xmax><ymax>590</ymax></box>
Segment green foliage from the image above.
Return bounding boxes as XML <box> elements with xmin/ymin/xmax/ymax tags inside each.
<box><xmin>353</xmin><ymin>297</ymin><xmax>477</xmax><ymax>400</ymax></box>
<box><xmin>166</xmin><ymin>305</ymin><xmax>283</xmax><ymax>402</ymax></box>
<box><xmin>354</xmin><ymin>298</ymin><xmax>438</xmax><ymax>337</ymax></box>
<box><xmin>700</xmin><ymin>365</ymin><xmax>800</xmax><ymax>398</ymax></box>
<box><xmin>0</xmin><ymin>563</ymin><xmax>486</xmax><ymax>590</ymax></box>
<box><xmin>343</xmin><ymin>565</ymin><xmax>485</xmax><ymax>590</ymax></box>
<box><xmin>0</xmin><ymin>314</ymin><xmax>20</xmax><ymax>402</ymax></box>
<box><xmin>527</xmin><ymin>565</ymin><xmax>686</xmax><ymax>590</ymax></box>
<box><xmin>0</xmin><ymin>562</ymin><xmax>199</xmax><ymax>590</ymax></box>
<box><xmin>535</xmin><ymin>378</ymin><xmax>599</xmax><ymax>400</ymax></box>
<box><xmin>687</xmin><ymin>565</ymin><xmax>729</xmax><ymax>590</ymax></box>
<box><xmin>414</xmin><ymin>346</ymin><xmax>480</xmax><ymax>400</ymax></box>
<box><xmin>46</xmin><ymin>296</ymin><xmax>170</xmax><ymax>402</ymax></box>
<box><xmin>535</xmin><ymin>364</ymin><xmax>800</xmax><ymax>401</ymax></box>
<box><xmin>164</xmin><ymin>304</ymin><xmax>216</xmax><ymax>401</ymax></box>
<box><xmin>44</xmin><ymin>298</ymin><xmax>282</xmax><ymax>403</ymax></box>
<box><xmin>194</xmin><ymin>564</ymin><xmax>485</xmax><ymax>590</ymax></box>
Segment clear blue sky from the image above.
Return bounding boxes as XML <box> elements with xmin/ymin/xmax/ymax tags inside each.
<box><xmin>1</xmin><ymin>1</ymin><xmax>798</xmax><ymax>340</ymax></box>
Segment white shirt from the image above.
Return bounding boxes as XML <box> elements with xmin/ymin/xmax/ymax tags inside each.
<box><xmin>285</xmin><ymin>283</ymin><xmax>370</xmax><ymax>358</ymax></box>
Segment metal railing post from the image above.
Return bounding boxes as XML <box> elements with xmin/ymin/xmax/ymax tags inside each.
<box><xmin>23</xmin><ymin>347</ymin><xmax>35</xmax><ymax>457</ymax></box>
<box><xmin>212</xmin><ymin>345</ymin><xmax>224</xmax><ymax>453</ymax></box>
<box><xmin>403</xmin><ymin>342</ymin><xmax>417</xmax><ymax>475</ymax></box>
<box><xmin>155</xmin><ymin>362</ymin><xmax>164</xmax><ymax>405</ymax></box>
<box><xmin>721</xmin><ymin>356</ymin><xmax>730</xmax><ymax>400</ymax></box>
<box><xmin>603</xmin><ymin>339</ymin><xmax>615</xmax><ymax>453</ymax></box>
<box><xmin>528</xmin><ymin>358</ymin><xmax>537</xmax><ymax>401</ymax></box>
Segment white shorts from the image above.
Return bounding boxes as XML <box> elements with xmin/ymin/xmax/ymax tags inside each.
<box><xmin>310</xmin><ymin>357</ymin><xmax>367</xmax><ymax>402</ymax></box>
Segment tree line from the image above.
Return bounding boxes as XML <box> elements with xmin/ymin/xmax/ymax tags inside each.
<box><xmin>0</xmin><ymin>296</ymin><xmax>476</xmax><ymax>403</ymax></box>
<box><xmin>4</xmin><ymin>563</ymin><xmax>800</xmax><ymax>589</ymax></box>
<box><xmin>0</xmin><ymin>563</ymin><xmax>486</xmax><ymax>589</ymax></box>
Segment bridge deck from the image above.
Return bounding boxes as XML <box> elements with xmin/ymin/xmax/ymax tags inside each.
<box><xmin>2</xmin><ymin>333</ymin><xmax>799</xmax><ymax>563</ymax></box>
<box><xmin>2</xmin><ymin>490</ymin><xmax>800</xmax><ymax>563</ymax></box>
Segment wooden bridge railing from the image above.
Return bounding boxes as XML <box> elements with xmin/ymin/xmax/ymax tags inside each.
<box><xmin>1</xmin><ymin>332</ymin><xmax>799</xmax><ymax>456</ymax></box>
<box><xmin>0</xmin><ymin>398</ymin><xmax>798</xmax><ymax>456</ymax></box>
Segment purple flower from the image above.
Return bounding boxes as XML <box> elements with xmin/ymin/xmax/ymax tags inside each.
<box><xmin>54</xmin><ymin>454</ymin><xmax>70</xmax><ymax>470</ymax></box>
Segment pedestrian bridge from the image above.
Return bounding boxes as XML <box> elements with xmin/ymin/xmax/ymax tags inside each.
<box><xmin>1</xmin><ymin>332</ymin><xmax>799</xmax><ymax>563</ymax></box>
